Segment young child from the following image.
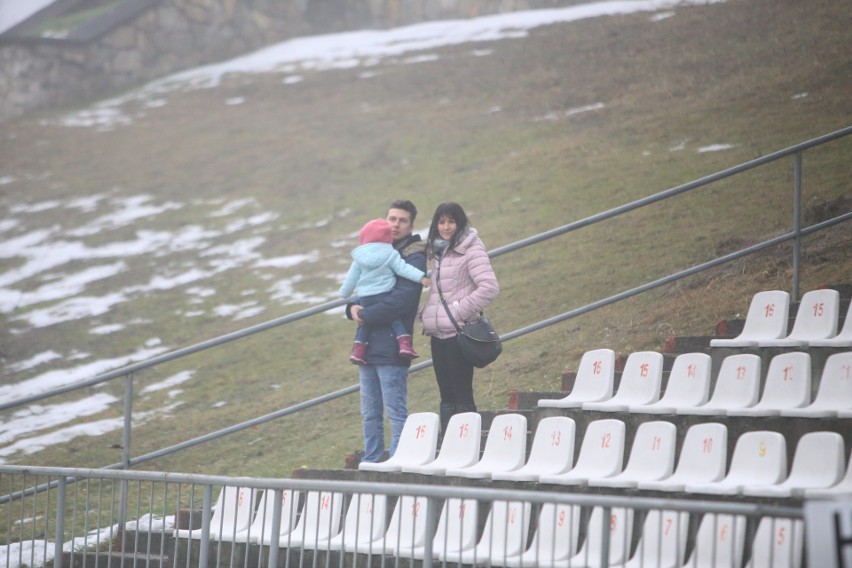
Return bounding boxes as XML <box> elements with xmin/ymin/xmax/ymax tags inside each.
<box><xmin>339</xmin><ymin>218</ymin><xmax>430</xmax><ymax>365</ymax></box>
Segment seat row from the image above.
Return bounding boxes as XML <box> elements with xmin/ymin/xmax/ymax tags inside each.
<box><xmin>709</xmin><ymin>288</ymin><xmax>851</xmax><ymax>348</ymax></box>
<box><xmin>175</xmin><ymin>486</ymin><xmax>803</xmax><ymax>568</ymax></box>
<box><xmin>359</xmin><ymin>412</ymin><xmax>852</xmax><ymax>497</ymax></box>
<box><xmin>535</xmin><ymin>349</ymin><xmax>852</xmax><ymax>417</ymax></box>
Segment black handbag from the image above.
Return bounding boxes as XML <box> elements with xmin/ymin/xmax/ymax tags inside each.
<box><xmin>436</xmin><ymin>260</ymin><xmax>502</xmax><ymax>368</ymax></box>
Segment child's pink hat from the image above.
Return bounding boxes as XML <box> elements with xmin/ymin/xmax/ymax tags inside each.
<box><xmin>359</xmin><ymin>218</ymin><xmax>393</xmax><ymax>245</ymax></box>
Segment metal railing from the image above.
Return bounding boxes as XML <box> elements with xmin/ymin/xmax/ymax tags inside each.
<box><xmin>1</xmin><ymin>126</ymin><xmax>850</xmax><ymax>473</ymax></box>
<box><xmin>0</xmin><ymin>464</ymin><xmax>806</xmax><ymax>568</ymax></box>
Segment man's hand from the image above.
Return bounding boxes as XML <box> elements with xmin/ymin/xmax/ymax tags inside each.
<box><xmin>350</xmin><ymin>304</ymin><xmax>364</xmax><ymax>323</ymax></box>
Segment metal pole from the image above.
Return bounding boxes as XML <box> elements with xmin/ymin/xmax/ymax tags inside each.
<box><xmin>123</xmin><ymin>373</ymin><xmax>133</xmax><ymax>469</ymax></box>
<box><xmin>54</xmin><ymin>476</ymin><xmax>66</xmax><ymax>568</ymax></box>
<box><xmin>792</xmin><ymin>151</ymin><xmax>803</xmax><ymax>303</ymax></box>
<box><xmin>268</xmin><ymin>488</ymin><xmax>282</xmax><ymax>568</ymax></box>
<box><xmin>199</xmin><ymin>485</ymin><xmax>212</xmax><ymax>568</ymax></box>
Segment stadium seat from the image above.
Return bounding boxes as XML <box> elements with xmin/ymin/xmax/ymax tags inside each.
<box><xmin>492</xmin><ymin>416</ymin><xmax>576</xmax><ymax>481</ymax></box>
<box><xmin>588</xmin><ymin>420</ymin><xmax>676</xmax><ymax>488</ymax></box>
<box><xmin>502</xmin><ymin>503</ymin><xmax>581</xmax><ymax>568</ymax></box>
<box><xmin>621</xmin><ymin>509</ymin><xmax>689</xmax><ymax>568</ymax></box>
<box><xmin>637</xmin><ymin>423</ymin><xmax>727</xmax><ymax>492</ymax></box>
<box><xmin>677</xmin><ymin>354</ymin><xmax>761</xmax><ymax>416</ymax></box>
<box><xmin>367</xmin><ymin>495</ymin><xmax>430</xmax><ymax>556</ymax></box>
<box><xmin>401</xmin><ymin>412</ymin><xmax>481</xmax><ymax>475</ymax></box>
<box><xmin>809</xmin><ymin>300</ymin><xmax>852</xmax><ymax>347</ymax></box>
<box><xmin>804</xmin><ymin>449</ymin><xmax>852</xmax><ymax>498</ymax></box>
<box><xmin>582</xmin><ymin>351</ymin><xmax>664</xmax><ymax>412</ymax></box>
<box><xmin>272</xmin><ymin>491</ymin><xmax>343</xmax><ymax>549</ymax></box>
<box><xmin>445</xmin><ymin>413</ymin><xmax>527</xmax><ymax>478</ymax></box>
<box><xmin>419</xmin><ymin>498</ymin><xmax>479</xmax><ymax>560</ymax></box>
<box><xmin>727</xmin><ymin>352</ymin><xmax>811</xmax><ymax>416</ymax></box>
<box><xmin>743</xmin><ymin>432</ymin><xmax>845</xmax><ymax>497</ymax></box>
<box><xmin>709</xmin><ymin>290</ymin><xmax>790</xmax><ymax>347</ymax></box>
<box><xmin>175</xmin><ymin>485</ymin><xmax>257</xmax><ymax>541</ymax></box>
<box><xmin>358</xmin><ymin>412</ymin><xmax>439</xmax><ymax>472</ymax></box>
<box><xmin>232</xmin><ymin>489</ymin><xmax>299</xmax><ymax>544</ymax></box>
<box><xmin>758</xmin><ymin>288</ymin><xmax>839</xmax><ymax>347</ymax></box>
<box><xmin>629</xmin><ymin>352</ymin><xmax>712</xmax><ymax>414</ymax></box>
<box><xmin>781</xmin><ymin>352</ymin><xmax>852</xmax><ymax>417</ymax></box>
<box><xmin>682</xmin><ymin>513</ymin><xmax>746</xmax><ymax>568</ymax></box>
<box><xmin>324</xmin><ymin>493</ymin><xmax>388</xmax><ymax>552</ymax></box>
<box><xmin>445</xmin><ymin>500</ymin><xmax>531</xmax><ymax>566</ymax></box>
<box><xmin>539</xmin><ymin>419</ymin><xmax>625</xmax><ymax>486</ymax></box>
<box><xmin>538</xmin><ymin>348</ymin><xmax>615</xmax><ymax>408</ymax></box>
<box><xmin>684</xmin><ymin>431</ymin><xmax>787</xmax><ymax>496</ymax></box>
<box><xmin>744</xmin><ymin>517</ymin><xmax>804</xmax><ymax>568</ymax></box>
<box><xmin>565</xmin><ymin>506</ymin><xmax>634</xmax><ymax>568</ymax></box>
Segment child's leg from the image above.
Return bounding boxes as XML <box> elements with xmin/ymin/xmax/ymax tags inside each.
<box><xmin>392</xmin><ymin>318</ymin><xmax>419</xmax><ymax>359</ymax></box>
<box><xmin>350</xmin><ymin>324</ymin><xmax>368</xmax><ymax>365</ymax></box>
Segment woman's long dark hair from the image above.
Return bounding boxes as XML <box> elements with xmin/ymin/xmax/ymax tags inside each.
<box><xmin>426</xmin><ymin>202</ymin><xmax>469</xmax><ymax>254</ymax></box>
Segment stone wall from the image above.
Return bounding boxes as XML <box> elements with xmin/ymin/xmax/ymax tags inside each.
<box><xmin>0</xmin><ymin>0</ymin><xmax>559</xmax><ymax>121</ymax></box>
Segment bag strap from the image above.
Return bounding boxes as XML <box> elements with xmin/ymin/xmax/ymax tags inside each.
<box><xmin>435</xmin><ymin>258</ymin><xmax>465</xmax><ymax>335</ymax></box>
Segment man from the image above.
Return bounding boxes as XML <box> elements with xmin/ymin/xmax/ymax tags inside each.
<box><xmin>346</xmin><ymin>200</ymin><xmax>427</xmax><ymax>463</ymax></box>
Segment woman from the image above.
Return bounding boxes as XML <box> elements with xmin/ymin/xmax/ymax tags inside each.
<box><xmin>420</xmin><ymin>202</ymin><xmax>499</xmax><ymax>435</ymax></box>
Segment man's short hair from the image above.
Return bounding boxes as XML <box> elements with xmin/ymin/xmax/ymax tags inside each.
<box><xmin>389</xmin><ymin>200</ymin><xmax>417</xmax><ymax>224</ymax></box>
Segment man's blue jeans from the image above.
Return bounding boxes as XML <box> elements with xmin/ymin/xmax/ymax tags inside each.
<box><xmin>359</xmin><ymin>364</ymin><xmax>408</xmax><ymax>463</ymax></box>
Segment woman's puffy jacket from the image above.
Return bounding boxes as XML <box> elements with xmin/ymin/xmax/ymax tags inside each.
<box><xmin>420</xmin><ymin>227</ymin><xmax>499</xmax><ymax>339</ymax></box>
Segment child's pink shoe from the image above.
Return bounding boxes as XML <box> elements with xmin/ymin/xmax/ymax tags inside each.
<box><xmin>398</xmin><ymin>335</ymin><xmax>419</xmax><ymax>359</ymax></box>
<box><xmin>350</xmin><ymin>341</ymin><xmax>368</xmax><ymax>365</ymax></box>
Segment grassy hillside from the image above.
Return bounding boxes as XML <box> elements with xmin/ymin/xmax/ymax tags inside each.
<box><xmin>0</xmin><ymin>0</ymin><xmax>849</xmax><ymax>478</ymax></box>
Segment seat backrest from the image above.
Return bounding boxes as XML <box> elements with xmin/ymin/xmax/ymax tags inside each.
<box><xmin>524</xmin><ymin>503</ymin><xmax>581</xmax><ymax>562</ymax></box>
<box><xmin>431</xmin><ymin>412</ymin><xmax>481</xmax><ymax>468</ymax></box>
<box><xmin>285</xmin><ymin>491</ymin><xmax>343</xmax><ymax>546</ymax></box>
<box><xmin>210</xmin><ymin>485</ymin><xmax>257</xmax><ymax>540</ymax></box>
<box><xmin>571</xmin><ymin>506</ymin><xmax>634</xmax><ymax>565</ymax></box>
<box><xmin>835</xmin><ymin>300</ymin><xmax>852</xmax><ymax>339</ymax></box>
<box><xmin>660</xmin><ymin>352</ymin><xmax>712</xmax><ymax>407</ymax></box>
<box><xmin>432</xmin><ymin>498</ymin><xmax>478</xmax><ymax>557</ymax></box>
<box><xmin>363</xmin><ymin>412</ymin><xmax>438</xmax><ymax>469</ymax></box>
<box><xmin>522</xmin><ymin>416</ymin><xmax>576</xmax><ymax>474</ymax></box>
<box><xmin>570</xmin><ymin>348</ymin><xmax>616</xmax><ymax>400</ymax></box>
<box><xmin>788</xmin><ymin>288</ymin><xmax>839</xmax><ymax>340</ymax></box>
<box><xmin>812</xmin><ymin>352</ymin><xmax>852</xmax><ymax>405</ymax></box>
<box><xmin>473</xmin><ymin>500</ymin><xmax>532</xmax><ymax>563</ymax></box>
<box><xmin>686</xmin><ymin>514</ymin><xmax>746</xmax><ymax>568</ymax></box>
<box><xmin>611</xmin><ymin>351</ymin><xmax>664</xmax><ymax>404</ymax></box>
<box><xmin>738</xmin><ymin>290</ymin><xmax>790</xmax><ymax>340</ymax></box>
<box><xmin>622</xmin><ymin>420</ymin><xmax>677</xmax><ymax>479</ymax></box>
<box><xmin>334</xmin><ymin>493</ymin><xmax>387</xmax><ymax>549</ymax></box>
<box><xmin>628</xmin><ymin>510</ymin><xmax>689</xmax><ymax>567</ymax></box>
<box><xmin>755</xmin><ymin>352</ymin><xmax>811</xmax><ymax>409</ymax></box>
<box><xmin>726</xmin><ymin>431</ymin><xmax>787</xmax><ymax>486</ymax></box>
<box><xmin>785</xmin><ymin>431</ymin><xmax>845</xmax><ymax>487</ymax></box>
<box><xmin>708</xmin><ymin>354</ymin><xmax>761</xmax><ymax>408</ymax></box>
<box><xmin>383</xmin><ymin>495</ymin><xmax>430</xmax><ymax>552</ymax></box>
<box><xmin>673</xmin><ymin>423</ymin><xmax>728</xmax><ymax>483</ymax></box>
<box><xmin>746</xmin><ymin>517</ymin><xmax>804</xmax><ymax>568</ymax></box>
<box><xmin>574</xmin><ymin>419</ymin><xmax>626</xmax><ymax>477</ymax></box>
<box><xmin>476</xmin><ymin>413</ymin><xmax>527</xmax><ymax>471</ymax></box>
<box><xmin>247</xmin><ymin>489</ymin><xmax>300</xmax><ymax>543</ymax></box>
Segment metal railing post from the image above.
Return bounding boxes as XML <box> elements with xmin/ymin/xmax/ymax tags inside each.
<box><xmin>792</xmin><ymin>151</ymin><xmax>803</xmax><ymax>303</ymax></box>
<box><xmin>268</xmin><ymin>488</ymin><xmax>282</xmax><ymax>568</ymax></box>
<box><xmin>199</xmin><ymin>484</ymin><xmax>213</xmax><ymax>568</ymax></box>
<box><xmin>54</xmin><ymin>476</ymin><xmax>66</xmax><ymax>568</ymax></box>
<box><xmin>123</xmin><ymin>372</ymin><xmax>133</xmax><ymax>469</ymax></box>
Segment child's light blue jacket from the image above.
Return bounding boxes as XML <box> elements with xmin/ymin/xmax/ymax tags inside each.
<box><xmin>339</xmin><ymin>242</ymin><xmax>425</xmax><ymax>298</ymax></box>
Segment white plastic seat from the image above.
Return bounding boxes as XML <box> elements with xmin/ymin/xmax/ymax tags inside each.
<box><xmin>417</xmin><ymin>498</ymin><xmax>478</xmax><ymax>560</ymax></box>
<box><xmin>324</xmin><ymin>493</ymin><xmax>387</xmax><ymax>552</ymax></box>
<box><xmin>684</xmin><ymin>431</ymin><xmax>787</xmax><ymax>496</ymax></box>
<box><xmin>446</xmin><ymin>500</ymin><xmax>531</xmax><ymax>566</ymax></box>
<box><xmin>727</xmin><ymin>352</ymin><xmax>811</xmax><ymax>416</ymax></box>
<box><xmin>744</xmin><ymin>517</ymin><xmax>804</xmax><ymax>568</ymax></box>
<box><xmin>368</xmin><ymin>495</ymin><xmax>430</xmax><ymax>556</ymax></box>
<box><xmin>446</xmin><ymin>413</ymin><xmax>527</xmax><ymax>478</ymax></box>
<box><xmin>565</xmin><ymin>506</ymin><xmax>634</xmax><ymax>568</ymax></box>
<box><xmin>589</xmin><ymin>420</ymin><xmax>676</xmax><ymax>488</ymax></box>
<box><xmin>401</xmin><ymin>412</ymin><xmax>481</xmax><ymax>475</ymax></box>
<box><xmin>538</xmin><ymin>348</ymin><xmax>615</xmax><ymax>408</ymax></box>
<box><xmin>682</xmin><ymin>514</ymin><xmax>746</xmax><ymax>568</ymax></box>
<box><xmin>620</xmin><ymin>509</ymin><xmax>689</xmax><ymax>568</ymax></box>
<box><xmin>809</xmin><ymin>300</ymin><xmax>852</xmax><ymax>347</ymax></box>
<box><xmin>583</xmin><ymin>351</ymin><xmax>664</xmax><ymax>412</ymax></box>
<box><xmin>630</xmin><ymin>352</ymin><xmax>712</xmax><ymax>414</ymax></box>
<box><xmin>638</xmin><ymin>423</ymin><xmax>727</xmax><ymax>492</ymax></box>
<box><xmin>710</xmin><ymin>290</ymin><xmax>790</xmax><ymax>347</ymax></box>
<box><xmin>782</xmin><ymin>352</ymin><xmax>852</xmax><ymax>417</ymax></box>
<box><xmin>492</xmin><ymin>416</ymin><xmax>576</xmax><ymax>481</ymax></box>
<box><xmin>232</xmin><ymin>489</ymin><xmax>299</xmax><ymax>544</ymax></box>
<box><xmin>677</xmin><ymin>354</ymin><xmax>761</xmax><ymax>416</ymax></box>
<box><xmin>804</xmin><ymin>449</ymin><xmax>852</xmax><ymax>497</ymax></box>
<box><xmin>272</xmin><ymin>491</ymin><xmax>343</xmax><ymax>549</ymax></box>
<box><xmin>502</xmin><ymin>503</ymin><xmax>581</xmax><ymax>568</ymax></box>
<box><xmin>175</xmin><ymin>485</ymin><xmax>257</xmax><ymax>541</ymax></box>
<box><xmin>539</xmin><ymin>419</ymin><xmax>625</xmax><ymax>486</ymax></box>
<box><xmin>758</xmin><ymin>288</ymin><xmax>839</xmax><ymax>347</ymax></box>
<box><xmin>358</xmin><ymin>412</ymin><xmax>439</xmax><ymax>472</ymax></box>
<box><xmin>743</xmin><ymin>431</ymin><xmax>845</xmax><ymax>497</ymax></box>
